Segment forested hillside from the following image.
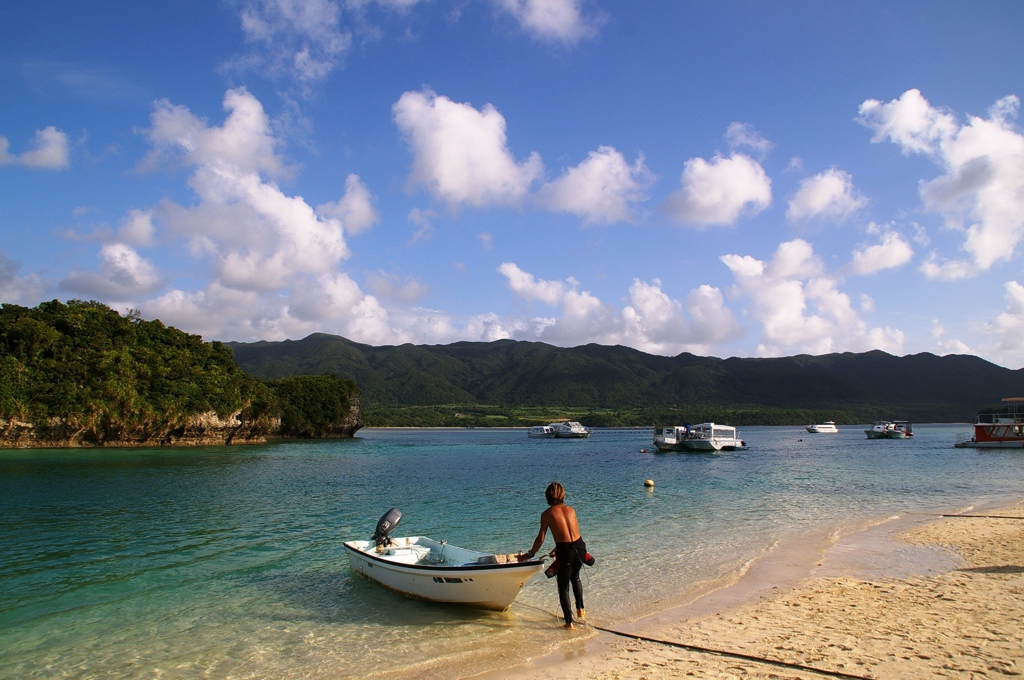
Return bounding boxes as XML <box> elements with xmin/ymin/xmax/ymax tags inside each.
<box><xmin>0</xmin><ymin>301</ymin><xmax>361</xmax><ymax>446</ymax></box>
<box><xmin>228</xmin><ymin>333</ymin><xmax>1024</xmax><ymax>424</ymax></box>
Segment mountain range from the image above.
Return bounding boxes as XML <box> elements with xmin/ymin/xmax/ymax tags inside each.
<box><xmin>226</xmin><ymin>334</ymin><xmax>1024</xmax><ymax>423</ymax></box>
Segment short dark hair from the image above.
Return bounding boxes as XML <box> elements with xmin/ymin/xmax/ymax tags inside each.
<box><xmin>545</xmin><ymin>481</ymin><xmax>565</xmax><ymax>505</ymax></box>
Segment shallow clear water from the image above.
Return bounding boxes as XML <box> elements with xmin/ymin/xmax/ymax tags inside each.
<box><xmin>2</xmin><ymin>424</ymin><xmax>1023</xmax><ymax>679</ymax></box>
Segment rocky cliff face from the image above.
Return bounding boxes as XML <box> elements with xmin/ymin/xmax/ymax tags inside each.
<box><xmin>0</xmin><ymin>395</ymin><xmax>363</xmax><ymax>448</ymax></box>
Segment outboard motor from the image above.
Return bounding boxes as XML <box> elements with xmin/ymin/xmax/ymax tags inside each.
<box><xmin>372</xmin><ymin>508</ymin><xmax>402</xmax><ymax>547</ymax></box>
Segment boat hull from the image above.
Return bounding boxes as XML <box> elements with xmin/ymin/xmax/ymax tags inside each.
<box><xmin>954</xmin><ymin>439</ymin><xmax>1024</xmax><ymax>449</ymax></box>
<box><xmin>344</xmin><ymin>538</ymin><xmax>545</xmax><ymax>611</ymax></box>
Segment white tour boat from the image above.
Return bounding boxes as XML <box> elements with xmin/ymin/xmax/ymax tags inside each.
<box><xmin>550</xmin><ymin>421</ymin><xmax>590</xmax><ymax>438</ymax></box>
<box><xmin>805</xmin><ymin>421</ymin><xmax>838</xmax><ymax>433</ymax></box>
<box><xmin>865</xmin><ymin>420</ymin><xmax>913</xmax><ymax>439</ymax></box>
<box><xmin>954</xmin><ymin>397</ymin><xmax>1024</xmax><ymax>449</ymax></box>
<box><xmin>344</xmin><ymin>509</ymin><xmax>546</xmax><ymax>611</ymax></box>
<box><xmin>527</xmin><ymin>425</ymin><xmax>556</xmax><ymax>438</ymax></box>
<box><xmin>653</xmin><ymin>423</ymin><xmax>747</xmax><ymax>452</ymax></box>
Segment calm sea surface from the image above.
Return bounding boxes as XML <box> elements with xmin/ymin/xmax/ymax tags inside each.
<box><xmin>2</xmin><ymin>424</ymin><xmax>1023</xmax><ymax>679</ymax></box>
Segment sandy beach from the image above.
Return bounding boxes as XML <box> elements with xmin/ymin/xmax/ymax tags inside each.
<box><xmin>493</xmin><ymin>501</ymin><xmax>1024</xmax><ymax>679</ymax></box>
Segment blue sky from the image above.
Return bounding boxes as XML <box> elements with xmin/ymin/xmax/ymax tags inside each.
<box><xmin>2</xmin><ymin>1</ymin><xmax>1024</xmax><ymax>368</ymax></box>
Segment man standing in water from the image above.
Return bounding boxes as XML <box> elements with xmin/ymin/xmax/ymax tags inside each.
<box><xmin>525</xmin><ymin>481</ymin><xmax>586</xmax><ymax>629</ymax></box>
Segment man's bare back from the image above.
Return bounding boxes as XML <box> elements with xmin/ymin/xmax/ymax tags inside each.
<box><xmin>530</xmin><ymin>503</ymin><xmax>580</xmax><ymax>556</ymax></box>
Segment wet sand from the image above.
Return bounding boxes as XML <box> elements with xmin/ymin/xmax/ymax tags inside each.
<box><xmin>486</xmin><ymin>500</ymin><xmax>1024</xmax><ymax>679</ymax></box>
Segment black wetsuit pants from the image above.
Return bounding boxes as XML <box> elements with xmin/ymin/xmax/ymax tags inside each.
<box><xmin>554</xmin><ymin>539</ymin><xmax>585</xmax><ymax>624</ymax></box>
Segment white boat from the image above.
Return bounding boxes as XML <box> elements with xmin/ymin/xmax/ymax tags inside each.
<box><xmin>653</xmin><ymin>423</ymin><xmax>747</xmax><ymax>452</ymax></box>
<box><xmin>527</xmin><ymin>425</ymin><xmax>556</xmax><ymax>438</ymax></box>
<box><xmin>805</xmin><ymin>421</ymin><xmax>838</xmax><ymax>433</ymax></box>
<box><xmin>954</xmin><ymin>397</ymin><xmax>1024</xmax><ymax>449</ymax></box>
<box><xmin>865</xmin><ymin>420</ymin><xmax>913</xmax><ymax>439</ymax></box>
<box><xmin>550</xmin><ymin>421</ymin><xmax>590</xmax><ymax>438</ymax></box>
<box><xmin>344</xmin><ymin>509</ymin><xmax>546</xmax><ymax>611</ymax></box>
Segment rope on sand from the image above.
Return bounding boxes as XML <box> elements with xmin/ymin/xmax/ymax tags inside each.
<box><xmin>515</xmin><ymin>604</ymin><xmax>870</xmax><ymax>679</ymax></box>
<box><xmin>905</xmin><ymin>513</ymin><xmax>1024</xmax><ymax>520</ymax></box>
<box><xmin>587</xmin><ymin>623</ymin><xmax>873</xmax><ymax>680</ymax></box>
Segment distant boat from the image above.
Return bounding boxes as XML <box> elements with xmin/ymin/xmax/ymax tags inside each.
<box><xmin>653</xmin><ymin>423</ymin><xmax>747</xmax><ymax>452</ymax></box>
<box><xmin>550</xmin><ymin>421</ymin><xmax>591</xmax><ymax>438</ymax></box>
<box><xmin>344</xmin><ymin>509</ymin><xmax>546</xmax><ymax>611</ymax></box>
<box><xmin>805</xmin><ymin>421</ymin><xmax>838</xmax><ymax>434</ymax></box>
<box><xmin>954</xmin><ymin>397</ymin><xmax>1024</xmax><ymax>449</ymax></box>
<box><xmin>527</xmin><ymin>425</ymin><xmax>556</xmax><ymax>438</ymax></box>
<box><xmin>865</xmin><ymin>420</ymin><xmax>913</xmax><ymax>439</ymax></box>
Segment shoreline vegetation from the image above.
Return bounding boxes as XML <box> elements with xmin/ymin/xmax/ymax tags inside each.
<box><xmin>0</xmin><ymin>301</ymin><xmax>361</xmax><ymax>448</ymax></box>
<box><xmin>362</xmin><ymin>404</ymin><xmax>868</xmax><ymax>428</ymax></box>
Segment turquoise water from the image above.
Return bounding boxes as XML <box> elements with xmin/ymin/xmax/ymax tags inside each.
<box><xmin>2</xmin><ymin>425</ymin><xmax>1024</xmax><ymax>679</ymax></box>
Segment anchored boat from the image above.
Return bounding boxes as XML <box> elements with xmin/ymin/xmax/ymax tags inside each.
<box><xmin>344</xmin><ymin>509</ymin><xmax>546</xmax><ymax>611</ymax></box>
<box><xmin>954</xmin><ymin>397</ymin><xmax>1024</xmax><ymax>449</ymax></box>
<box><xmin>865</xmin><ymin>420</ymin><xmax>913</xmax><ymax>439</ymax></box>
<box><xmin>805</xmin><ymin>421</ymin><xmax>838</xmax><ymax>433</ymax></box>
<box><xmin>653</xmin><ymin>423</ymin><xmax>747</xmax><ymax>452</ymax></box>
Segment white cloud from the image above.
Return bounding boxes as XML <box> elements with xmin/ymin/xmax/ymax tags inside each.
<box><xmin>145</xmin><ymin>89</ymin><xmax>348</xmax><ymax>294</ymax></box>
<box><xmin>858</xmin><ymin>89</ymin><xmax>958</xmax><ymax>156</ymax></box>
<box><xmin>364</xmin><ymin>270</ymin><xmax>429</xmax><ymax>303</ymax></box>
<box><xmin>786</xmin><ymin>168</ymin><xmax>866</xmax><ymax>223</ymax></box>
<box><xmin>621</xmin><ymin>279</ymin><xmax>742</xmax><ymax>355</ymax></box>
<box><xmin>535</xmin><ymin>146</ymin><xmax>652</xmax><ymax>224</ymax></box>
<box><xmin>117</xmin><ymin>210</ymin><xmax>158</xmax><ymax>247</ymax></box>
<box><xmin>495</xmin><ymin>0</ymin><xmax>602</xmax><ymax>44</ymax></box>
<box><xmin>983</xmin><ymin>280</ymin><xmax>1024</xmax><ymax>367</ymax></box>
<box><xmin>233</xmin><ymin>0</ymin><xmax>352</xmax><ymax>87</ymax></box>
<box><xmin>393</xmin><ymin>90</ymin><xmax>543</xmax><ymax>207</ymax></box>
<box><xmin>859</xmin><ymin>89</ymin><xmax>1024</xmax><ymax>280</ymax></box>
<box><xmin>0</xmin><ymin>126</ymin><xmax>70</xmax><ymax>169</ymax></box>
<box><xmin>0</xmin><ymin>252</ymin><xmax>48</xmax><ymax>304</ymax></box>
<box><xmin>724</xmin><ymin>122</ymin><xmax>772</xmax><ymax>158</ymax></box>
<box><xmin>661</xmin><ymin>153</ymin><xmax>771</xmax><ymax>226</ymax></box>
<box><xmin>316</xmin><ymin>173</ymin><xmax>379</xmax><ymax>235</ymax></box>
<box><xmin>498</xmin><ymin>262</ymin><xmax>566</xmax><ymax>305</ymax></box>
<box><xmin>59</xmin><ymin>243</ymin><xmax>162</xmax><ymax>298</ymax></box>
<box><xmin>721</xmin><ymin>239</ymin><xmax>904</xmax><ymax>356</ymax></box>
<box><xmin>142</xmin><ymin>88</ymin><xmax>289</xmax><ymax>178</ymax></box>
<box><xmin>931</xmin><ymin>319</ymin><xmax>971</xmax><ymax>356</ymax></box>
<box><xmin>477</xmin><ymin>232</ymin><xmax>494</xmax><ymax>250</ymax></box>
<box><xmin>498</xmin><ymin>263</ymin><xmax>740</xmax><ymax>354</ymax></box>
<box><xmin>848</xmin><ymin>229</ymin><xmax>914</xmax><ymax>276</ymax></box>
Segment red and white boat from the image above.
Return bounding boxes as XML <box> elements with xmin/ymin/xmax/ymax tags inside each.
<box><xmin>954</xmin><ymin>397</ymin><xmax>1024</xmax><ymax>449</ymax></box>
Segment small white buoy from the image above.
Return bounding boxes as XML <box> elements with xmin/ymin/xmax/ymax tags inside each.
<box><xmin>644</xmin><ymin>479</ymin><xmax>654</xmax><ymax>488</ymax></box>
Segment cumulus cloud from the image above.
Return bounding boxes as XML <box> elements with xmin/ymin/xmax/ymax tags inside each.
<box><xmin>983</xmin><ymin>280</ymin><xmax>1024</xmax><ymax>367</ymax></box>
<box><xmin>497</xmin><ymin>263</ymin><xmax>740</xmax><ymax>354</ymax></box>
<box><xmin>847</xmin><ymin>228</ymin><xmax>914</xmax><ymax>276</ymax></box>
<box><xmin>495</xmin><ymin>0</ymin><xmax>602</xmax><ymax>44</ymax></box>
<box><xmin>931</xmin><ymin>319</ymin><xmax>971</xmax><ymax>356</ymax></box>
<box><xmin>232</xmin><ymin>0</ymin><xmax>352</xmax><ymax>87</ymax></box>
<box><xmin>0</xmin><ymin>251</ymin><xmax>49</xmax><ymax>304</ymax></box>
<box><xmin>535</xmin><ymin>146</ymin><xmax>652</xmax><ymax>224</ymax></box>
<box><xmin>786</xmin><ymin>168</ymin><xmax>866</xmax><ymax>223</ymax></box>
<box><xmin>721</xmin><ymin>239</ymin><xmax>904</xmax><ymax>356</ymax></box>
<box><xmin>59</xmin><ymin>243</ymin><xmax>162</xmax><ymax>298</ymax></box>
<box><xmin>316</xmin><ymin>173</ymin><xmax>379</xmax><ymax>235</ymax></box>
<box><xmin>858</xmin><ymin>89</ymin><xmax>1024</xmax><ymax>280</ymax></box>
<box><xmin>393</xmin><ymin>90</ymin><xmax>543</xmax><ymax>208</ymax></box>
<box><xmin>145</xmin><ymin>89</ymin><xmax>349</xmax><ymax>293</ymax></box>
<box><xmin>0</xmin><ymin>126</ymin><xmax>70</xmax><ymax>169</ymax></box>
<box><xmin>661</xmin><ymin>153</ymin><xmax>771</xmax><ymax>226</ymax></box>
<box><xmin>621</xmin><ymin>279</ymin><xmax>742</xmax><ymax>355</ymax></box>
<box><xmin>141</xmin><ymin>88</ymin><xmax>289</xmax><ymax>178</ymax></box>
